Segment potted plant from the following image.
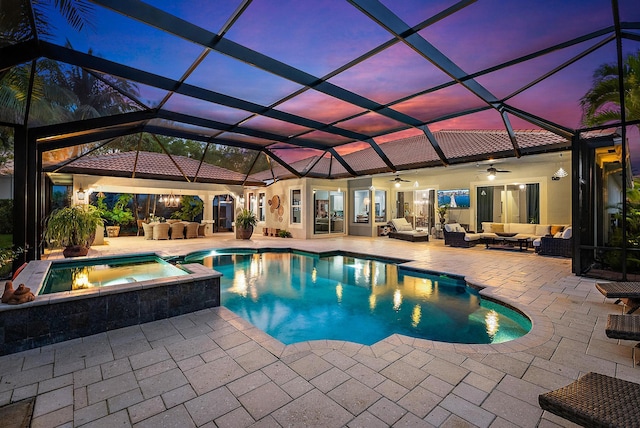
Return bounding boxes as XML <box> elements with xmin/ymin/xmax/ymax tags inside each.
<box><xmin>437</xmin><ymin>204</ymin><xmax>449</xmax><ymax>226</ymax></box>
<box><xmin>236</xmin><ymin>208</ymin><xmax>258</xmax><ymax>240</ymax></box>
<box><xmin>95</xmin><ymin>194</ymin><xmax>135</xmax><ymax>237</ymax></box>
<box><xmin>44</xmin><ymin>205</ymin><xmax>104</xmax><ymax>257</ymax></box>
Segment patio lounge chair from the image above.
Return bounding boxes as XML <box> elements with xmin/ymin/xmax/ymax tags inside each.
<box><xmin>595</xmin><ymin>281</ymin><xmax>640</xmax><ymax>314</ymax></box>
<box><xmin>388</xmin><ymin>218</ymin><xmax>429</xmax><ymax>242</ymax></box>
<box><xmin>153</xmin><ymin>222</ymin><xmax>170</xmax><ymax>240</ymax></box>
<box><xmin>538</xmin><ymin>372</ymin><xmax>640</xmax><ymax>428</ymax></box>
<box><xmin>606</xmin><ymin>314</ymin><xmax>640</xmax><ymax>366</ymax></box>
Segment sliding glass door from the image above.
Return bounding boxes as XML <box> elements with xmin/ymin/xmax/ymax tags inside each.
<box><xmin>314</xmin><ymin>190</ymin><xmax>344</xmax><ymax>234</ymax></box>
<box><xmin>477</xmin><ymin>184</ymin><xmax>539</xmax><ymax>227</ymax></box>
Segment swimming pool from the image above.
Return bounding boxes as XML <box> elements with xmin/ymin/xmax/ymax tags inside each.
<box><xmin>187</xmin><ymin>250</ymin><xmax>531</xmax><ymax>345</ymax></box>
<box><xmin>41</xmin><ymin>254</ymin><xmax>189</xmax><ymax>295</ymax></box>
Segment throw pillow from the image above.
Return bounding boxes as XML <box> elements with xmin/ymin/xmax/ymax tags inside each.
<box><xmin>444</xmin><ymin>223</ymin><xmax>454</xmax><ymax>232</ymax></box>
<box><xmin>550</xmin><ymin>225</ymin><xmax>564</xmax><ymax>235</ymax></box>
<box><xmin>561</xmin><ymin>227</ymin><xmax>572</xmax><ymax>239</ymax></box>
<box><xmin>535</xmin><ymin>225</ymin><xmax>551</xmax><ymax>236</ymax></box>
<box><xmin>554</xmin><ymin>231</ymin><xmax>562</xmax><ymax>238</ymax></box>
<box><xmin>492</xmin><ymin>223</ymin><xmax>504</xmax><ymax>233</ymax></box>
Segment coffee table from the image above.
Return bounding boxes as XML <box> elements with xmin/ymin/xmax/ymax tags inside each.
<box><xmin>483</xmin><ymin>236</ymin><xmax>532</xmax><ymax>251</ymax></box>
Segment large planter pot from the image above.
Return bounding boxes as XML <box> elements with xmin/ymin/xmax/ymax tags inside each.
<box><xmin>236</xmin><ymin>225</ymin><xmax>254</xmax><ymax>240</ymax></box>
<box><xmin>63</xmin><ymin>245</ymin><xmax>90</xmax><ymax>258</ymax></box>
<box><xmin>106</xmin><ymin>226</ymin><xmax>120</xmax><ymax>238</ymax></box>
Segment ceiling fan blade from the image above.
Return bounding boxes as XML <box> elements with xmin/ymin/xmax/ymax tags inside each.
<box><xmin>496</xmin><ymin>169</ymin><xmax>511</xmax><ymax>173</ymax></box>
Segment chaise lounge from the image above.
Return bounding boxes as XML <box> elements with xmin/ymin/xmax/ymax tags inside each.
<box><xmin>605</xmin><ymin>314</ymin><xmax>640</xmax><ymax>366</ymax></box>
<box><xmin>388</xmin><ymin>218</ymin><xmax>429</xmax><ymax>242</ymax></box>
<box><xmin>538</xmin><ymin>372</ymin><xmax>640</xmax><ymax>427</ymax></box>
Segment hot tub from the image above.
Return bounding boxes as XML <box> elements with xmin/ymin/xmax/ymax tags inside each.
<box><xmin>0</xmin><ymin>253</ymin><xmax>221</xmax><ymax>355</ymax></box>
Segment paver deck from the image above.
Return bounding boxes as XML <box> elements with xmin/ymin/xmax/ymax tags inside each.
<box><xmin>1</xmin><ymin>233</ymin><xmax>638</xmax><ymax>427</ymax></box>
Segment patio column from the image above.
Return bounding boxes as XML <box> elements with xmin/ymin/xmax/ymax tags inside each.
<box><xmin>13</xmin><ymin>126</ymin><xmax>38</xmax><ymax>264</ymax></box>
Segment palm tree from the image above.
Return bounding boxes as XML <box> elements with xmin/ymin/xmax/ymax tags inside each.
<box><xmin>580</xmin><ymin>50</ymin><xmax>640</xmax><ymax>128</ymax></box>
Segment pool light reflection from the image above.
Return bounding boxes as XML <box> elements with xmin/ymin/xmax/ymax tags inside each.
<box><xmin>411</xmin><ymin>304</ymin><xmax>421</xmax><ymax>327</ymax></box>
<box><xmin>393</xmin><ymin>289</ymin><xmax>402</xmax><ymax>311</ymax></box>
<box><xmin>485</xmin><ymin>310</ymin><xmax>500</xmax><ymax>338</ymax></box>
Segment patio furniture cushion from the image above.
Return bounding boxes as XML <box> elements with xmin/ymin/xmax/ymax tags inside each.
<box><xmin>538</xmin><ymin>372</ymin><xmax>640</xmax><ymax>428</ymax></box>
<box><xmin>391</xmin><ymin>218</ymin><xmax>413</xmax><ymax>231</ymax></box>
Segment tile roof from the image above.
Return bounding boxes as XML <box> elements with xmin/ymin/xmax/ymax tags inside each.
<box><xmin>51</xmin><ymin>151</ymin><xmax>262</xmax><ymax>186</ymax></box>
<box><xmin>249</xmin><ymin>129</ymin><xmax>570</xmax><ymax>182</ymax></box>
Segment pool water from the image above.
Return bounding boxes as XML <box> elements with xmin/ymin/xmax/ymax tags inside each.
<box><xmin>192</xmin><ymin>251</ymin><xmax>531</xmax><ymax>345</ymax></box>
<box><xmin>41</xmin><ymin>255</ymin><xmax>188</xmax><ymax>295</ymax></box>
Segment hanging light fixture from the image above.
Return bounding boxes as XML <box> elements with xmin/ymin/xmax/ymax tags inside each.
<box><xmin>164</xmin><ymin>191</ymin><xmax>181</xmax><ymax>208</ymax></box>
<box><xmin>552</xmin><ymin>154</ymin><xmax>568</xmax><ymax>180</ymax></box>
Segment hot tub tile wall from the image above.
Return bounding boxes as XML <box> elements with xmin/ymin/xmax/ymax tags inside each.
<box><xmin>0</xmin><ymin>262</ymin><xmax>220</xmax><ymax>355</ymax></box>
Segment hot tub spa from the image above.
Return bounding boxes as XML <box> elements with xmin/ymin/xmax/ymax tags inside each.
<box><xmin>0</xmin><ymin>253</ymin><xmax>221</xmax><ymax>355</ymax></box>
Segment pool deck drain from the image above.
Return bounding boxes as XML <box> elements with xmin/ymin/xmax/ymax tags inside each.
<box><xmin>0</xmin><ymin>235</ymin><xmax>638</xmax><ymax>427</ymax></box>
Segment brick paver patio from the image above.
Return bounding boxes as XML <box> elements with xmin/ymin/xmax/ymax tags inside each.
<box><xmin>1</xmin><ymin>234</ymin><xmax>637</xmax><ymax>427</ymax></box>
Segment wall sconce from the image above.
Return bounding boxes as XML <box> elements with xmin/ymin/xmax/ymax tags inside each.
<box><xmin>552</xmin><ymin>167</ymin><xmax>568</xmax><ymax>181</ymax></box>
<box><xmin>77</xmin><ymin>187</ymin><xmax>86</xmax><ymax>200</ymax></box>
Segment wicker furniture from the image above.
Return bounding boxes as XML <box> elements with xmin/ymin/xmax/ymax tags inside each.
<box><xmin>606</xmin><ymin>314</ymin><xmax>640</xmax><ymax>366</ymax></box>
<box><xmin>142</xmin><ymin>222</ymin><xmax>155</xmax><ymax>240</ymax></box>
<box><xmin>538</xmin><ymin>372</ymin><xmax>640</xmax><ymax>428</ymax></box>
<box><xmin>185</xmin><ymin>222</ymin><xmax>199</xmax><ymax>239</ymax></box>
<box><xmin>152</xmin><ymin>222</ymin><xmax>170</xmax><ymax>240</ymax></box>
<box><xmin>389</xmin><ymin>218</ymin><xmax>429</xmax><ymax>242</ymax></box>
<box><xmin>443</xmin><ymin>229</ymin><xmax>476</xmax><ymax>247</ymax></box>
<box><xmin>596</xmin><ymin>281</ymin><xmax>640</xmax><ymax>314</ymax></box>
<box><xmin>442</xmin><ymin>223</ymin><xmax>481</xmax><ymax>247</ymax></box>
<box><xmin>483</xmin><ymin>236</ymin><xmax>532</xmax><ymax>251</ymax></box>
<box><xmin>537</xmin><ymin>236</ymin><xmax>573</xmax><ymax>257</ymax></box>
<box><xmin>169</xmin><ymin>222</ymin><xmax>185</xmax><ymax>239</ymax></box>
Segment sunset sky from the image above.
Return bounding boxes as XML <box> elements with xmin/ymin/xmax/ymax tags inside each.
<box><xmin>43</xmin><ymin>0</ymin><xmax>640</xmax><ymax>170</ymax></box>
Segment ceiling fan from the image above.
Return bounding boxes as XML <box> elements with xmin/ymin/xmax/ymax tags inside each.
<box><xmin>486</xmin><ymin>164</ymin><xmax>510</xmax><ymax>180</ymax></box>
<box><xmin>389</xmin><ymin>174</ymin><xmax>411</xmax><ymax>186</ymax></box>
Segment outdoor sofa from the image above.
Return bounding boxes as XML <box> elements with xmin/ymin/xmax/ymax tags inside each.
<box><xmin>443</xmin><ymin>223</ymin><xmax>480</xmax><ymax>247</ymax></box>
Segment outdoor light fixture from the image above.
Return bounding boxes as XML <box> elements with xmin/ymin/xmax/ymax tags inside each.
<box><xmin>163</xmin><ymin>191</ymin><xmax>180</xmax><ymax>207</ymax></box>
<box><xmin>414</xmin><ymin>181</ymin><xmax>419</xmax><ymax>188</ymax></box>
<box><xmin>395</xmin><ymin>181</ymin><xmax>400</xmax><ymax>188</ymax></box>
<box><xmin>553</xmin><ymin>167</ymin><xmax>568</xmax><ymax>179</ymax></box>
<box><xmin>76</xmin><ymin>187</ymin><xmax>86</xmax><ymax>200</ymax></box>
<box><xmin>487</xmin><ymin>170</ymin><xmax>496</xmax><ymax>180</ymax></box>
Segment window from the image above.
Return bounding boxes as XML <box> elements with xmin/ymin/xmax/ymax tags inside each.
<box><xmin>374</xmin><ymin>190</ymin><xmax>386</xmax><ymax>222</ymax></box>
<box><xmin>291</xmin><ymin>189</ymin><xmax>301</xmax><ymax>224</ymax></box>
<box><xmin>354</xmin><ymin>189</ymin><xmax>369</xmax><ymax>223</ymax></box>
<box><xmin>258</xmin><ymin>192</ymin><xmax>265</xmax><ymax>221</ymax></box>
<box><xmin>248</xmin><ymin>192</ymin><xmax>255</xmax><ymax>214</ymax></box>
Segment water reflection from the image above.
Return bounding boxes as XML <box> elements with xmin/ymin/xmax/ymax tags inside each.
<box><xmin>200</xmin><ymin>252</ymin><xmax>530</xmax><ymax>345</ymax></box>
